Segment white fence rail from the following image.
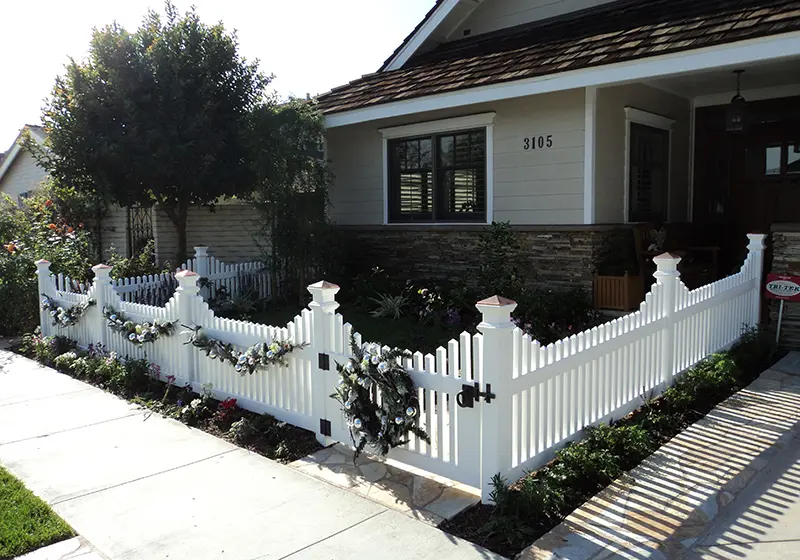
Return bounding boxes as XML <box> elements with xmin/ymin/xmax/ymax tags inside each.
<box><xmin>36</xmin><ymin>234</ymin><xmax>767</xmax><ymax>503</ymax></box>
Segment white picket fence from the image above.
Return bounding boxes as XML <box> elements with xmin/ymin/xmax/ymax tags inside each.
<box><xmin>52</xmin><ymin>246</ymin><xmax>271</xmax><ymax>307</ymax></box>
<box><xmin>36</xmin><ymin>234</ymin><xmax>767</xmax><ymax>502</ymax></box>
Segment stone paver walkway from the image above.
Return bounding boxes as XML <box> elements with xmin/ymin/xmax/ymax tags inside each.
<box><xmin>522</xmin><ymin>352</ymin><xmax>800</xmax><ymax>560</ymax></box>
<box><xmin>290</xmin><ymin>443</ymin><xmax>479</xmax><ymax>526</ymax></box>
<box><xmin>0</xmin><ymin>349</ymin><xmax>503</xmax><ymax>560</ymax></box>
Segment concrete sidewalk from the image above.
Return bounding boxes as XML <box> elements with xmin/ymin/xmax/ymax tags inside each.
<box><xmin>523</xmin><ymin>352</ymin><xmax>800</xmax><ymax>560</ymax></box>
<box><xmin>0</xmin><ymin>350</ymin><xmax>503</xmax><ymax>560</ymax></box>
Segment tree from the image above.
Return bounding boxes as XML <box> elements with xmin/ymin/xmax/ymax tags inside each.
<box><xmin>33</xmin><ymin>2</ymin><xmax>270</xmax><ymax>264</ymax></box>
<box><xmin>250</xmin><ymin>99</ymin><xmax>334</xmax><ymax>304</ymax></box>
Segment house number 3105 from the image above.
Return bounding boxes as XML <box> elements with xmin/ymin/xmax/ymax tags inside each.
<box><xmin>523</xmin><ymin>135</ymin><xmax>553</xmax><ymax>150</ymax></box>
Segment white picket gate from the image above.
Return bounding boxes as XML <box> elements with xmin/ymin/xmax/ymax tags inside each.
<box><xmin>35</xmin><ymin>233</ymin><xmax>767</xmax><ymax>502</ymax></box>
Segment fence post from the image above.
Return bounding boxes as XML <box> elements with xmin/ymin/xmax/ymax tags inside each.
<box><xmin>307</xmin><ymin>280</ymin><xmax>340</xmax><ymax>446</ymax></box>
<box><xmin>194</xmin><ymin>246</ymin><xmax>210</xmax><ymax>300</ymax></box>
<box><xmin>476</xmin><ymin>295</ymin><xmax>517</xmax><ymax>503</ymax></box>
<box><xmin>175</xmin><ymin>270</ymin><xmax>201</xmax><ymax>385</ymax></box>
<box><xmin>36</xmin><ymin>260</ymin><xmax>53</xmax><ymax>337</ymax></box>
<box><xmin>91</xmin><ymin>264</ymin><xmax>112</xmax><ymax>346</ymax></box>
<box><xmin>746</xmin><ymin>233</ymin><xmax>767</xmax><ymax>326</ymax></box>
<box><xmin>653</xmin><ymin>253</ymin><xmax>681</xmax><ymax>385</ymax></box>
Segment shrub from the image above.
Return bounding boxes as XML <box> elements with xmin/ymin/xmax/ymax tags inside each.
<box><xmin>514</xmin><ymin>287</ymin><xmax>602</xmax><ymax>345</ymax></box>
<box><xmin>107</xmin><ymin>239</ymin><xmax>168</xmax><ymax>279</ymax></box>
<box><xmin>107</xmin><ymin>359</ymin><xmax>151</xmax><ymax>396</ymax></box>
<box><xmin>369</xmin><ymin>293</ymin><xmax>409</xmax><ymax>319</ymax></box>
<box><xmin>476</xmin><ymin>222</ymin><xmax>524</xmax><ymax>298</ymax></box>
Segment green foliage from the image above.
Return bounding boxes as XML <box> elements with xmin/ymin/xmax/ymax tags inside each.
<box><xmin>35</xmin><ymin>1</ymin><xmax>270</xmax><ymax>264</ymax></box>
<box><xmin>514</xmin><ymin>287</ymin><xmax>602</xmax><ymax>345</ymax></box>
<box><xmin>0</xmin><ymin>466</ymin><xmax>74</xmax><ymax>559</ymax></box>
<box><xmin>475</xmin><ymin>327</ymin><xmax>775</xmax><ymax>555</ymax></box>
<box><xmin>252</xmin><ymin>99</ymin><xmax>335</xmax><ymax>304</ymax></box>
<box><xmin>369</xmin><ymin>293</ymin><xmax>409</xmax><ymax>319</ymax></box>
<box><xmin>476</xmin><ymin>222</ymin><xmax>524</xmax><ymax>298</ymax></box>
<box><xmin>107</xmin><ymin>240</ymin><xmax>168</xmax><ymax>279</ymax></box>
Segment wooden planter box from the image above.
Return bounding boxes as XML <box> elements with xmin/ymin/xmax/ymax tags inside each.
<box><xmin>593</xmin><ymin>273</ymin><xmax>644</xmax><ymax>311</ymax></box>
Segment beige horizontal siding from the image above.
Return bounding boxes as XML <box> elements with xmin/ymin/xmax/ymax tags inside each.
<box><xmin>0</xmin><ymin>150</ymin><xmax>48</xmax><ymax>201</ymax></box>
<box><xmin>455</xmin><ymin>0</ymin><xmax>619</xmax><ymax>38</ymax></box>
<box><xmin>327</xmin><ymin>89</ymin><xmax>586</xmax><ymax>226</ymax></box>
<box><xmin>99</xmin><ymin>205</ymin><xmax>129</xmax><ymax>260</ymax></box>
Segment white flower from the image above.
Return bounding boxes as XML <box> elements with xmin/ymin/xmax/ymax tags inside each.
<box><xmin>266</xmin><ymin>351</ymin><xmax>274</xmax><ymax>358</ymax></box>
<box><xmin>238</xmin><ymin>354</ymin><xmax>247</xmax><ymax>364</ymax></box>
<box><xmin>128</xmin><ymin>333</ymin><xmax>136</xmax><ymax>341</ymax></box>
<box><xmin>377</xmin><ymin>362</ymin><xmax>388</xmax><ymax>372</ymax></box>
<box><xmin>190</xmin><ymin>399</ymin><xmax>201</xmax><ymax>409</ymax></box>
<box><xmin>370</xmin><ymin>355</ymin><xmax>380</xmax><ymax>365</ymax></box>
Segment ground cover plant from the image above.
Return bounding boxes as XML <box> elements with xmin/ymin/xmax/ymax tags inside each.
<box><xmin>441</xmin><ymin>327</ymin><xmax>776</xmax><ymax>558</ymax></box>
<box><xmin>17</xmin><ymin>333</ymin><xmax>320</xmax><ymax>463</ymax></box>
<box><xmin>0</xmin><ymin>466</ymin><xmax>74</xmax><ymax>559</ymax></box>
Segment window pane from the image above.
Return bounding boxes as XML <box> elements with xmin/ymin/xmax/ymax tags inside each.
<box><xmin>441</xmin><ymin>169</ymin><xmax>485</xmax><ymax>214</ymax></box>
<box><xmin>455</xmin><ymin>133</ymin><xmax>471</xmax><ymax>165</ymax></box>
<box><xmin>766</xmin><ymin>146</ymin><xmax>782</xmax><ymax>175</ymax></box>
<box><xmin>420</xmin><ymin>138</ymin><xmax>432</xmax><ymax>168</ymax></box>
<box><xmin>439</xmin><ymin>136</ymin><xmax>454</xmax><ymax>167</ymax></box>
<box><xmin>788</xmin><ymin>144</ymin><xmax>800</xmax><ymax>174</ymax></box>
<box><xmin>471</xmin><ymin>131</ymin><xmax>485</xmax><ymax>160</ymax></box>
<box><xmin>399</xmin><ymin>172</ymin><xmax>432</xmax><ymax>215</ymax></box>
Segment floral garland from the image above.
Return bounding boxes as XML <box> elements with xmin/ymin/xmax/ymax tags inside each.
<box><xmin>183</xmin><ymin>325</ymin><xmax>305</xmax><ymax>375</ymax></box>
<box><xmin>41</xmin><ymin>294</ymin><xmax>96</xmax><ymax>328</ymax></box>
<box><xmin>332</xmin><ymin>338</ymin><xmax>429</xmax><ymax>460</ymax></box>
<box><xmin>103</xmin><ymin>306</ymin><xmax>175</xmax><ymax>345</ymax></box>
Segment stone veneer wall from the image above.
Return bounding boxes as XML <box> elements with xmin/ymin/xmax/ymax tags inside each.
<box><xmin>770</xmin><ymin>226</ymin><xmax>800</xmax><ymax>348</ymax></box>
<box><xmin>338</xmin><ymin>225</ymin><xmax>625</xmax><ymax>292</ymax></box>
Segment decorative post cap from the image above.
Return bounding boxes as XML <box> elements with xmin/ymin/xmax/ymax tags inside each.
<box><xmin>176</xmin><ymin>270</ymin><xmax>200</xmax><ymax>279</ymax></box>
<box><xmin>747</xmin><ymin>233</ymin><xmax>767</xmax><ymax>250</ymax></box>
<box><xmin>35</xmin><ymin>259</ymin><xmax>51</xmax><ymax>266</ymax></box>
<box><xmin>476</xmin><ymin>295</ymin><xmax>518</xmax><ymax>328</ymax></box>
<box><xmin>307</xmin><ymin>280</ymin><xmax>340</xmax><ymax>307</ymax></box>
<box><xmin>194</xmin><ymin>246</ymin><xmax>209</xmax><ymax>256</ymax></box>
<box><xmin>653</xmin><ymin>252</ymin><xmax>682</xmax><ymax>273</ymax></box>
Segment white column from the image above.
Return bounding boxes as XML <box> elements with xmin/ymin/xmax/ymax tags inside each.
<box><xmin>36</xmin><ymin>259</ymin><xmax>53</xmax><ymax>337</ymax></box>
<box><xmin>476</xmin><ymin>295</ymin><xmax>517</xmax><ymax>503</ymax></box>
<box><xmin>193</xmin><ymin>246</ymin><xmax>210</xmax><ymax>300</ymax></box>
<box><xmin>307</xmin><ymin>280</ymin><xmax>340</xmax><ymax>446</ymax></box>
<box><xmin>91</xmin><ymin>264</ymin><xmax>112</xmax><ymax>346</ymax></box>
<box><xmin>583</xmin><ymin>86</ymin><xmax>597</xmax><ymax>225</ymax></box>
<box><xmin>746</xmin><ymin>233</ymin><xmax>767</xmax><ymax>326</ymax></box>
<box><xmin>653</xmin><ymin>252</ymin><xmax>681</xmax><ymax>384</ymax></box>
<box><xmin>175</xmin><ymin>270</ymin><xmax>201</xmax><ymax>384</ymax></box>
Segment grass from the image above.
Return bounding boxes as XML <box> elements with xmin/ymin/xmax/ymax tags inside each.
<box><xmin>0</xmin><ymin>466</ymin><xmax>74</xmax><ymax>559</ymax></box>
<box><xmin>249</xmin><ymin>301</ymin><xmax>465</xmax><ymax>354</ymax></box>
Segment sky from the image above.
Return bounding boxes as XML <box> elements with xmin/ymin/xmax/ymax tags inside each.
<box><xmin>0</xmin><ymin>0</ymin><xmax>434</xmax><ymax>150</ymax></box>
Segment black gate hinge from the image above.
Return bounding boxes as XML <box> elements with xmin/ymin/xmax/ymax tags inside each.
<box><xmin>456</xmin><ymin>383</ymin><xmax>496</xmax><ymax>408</ymax></box>
<box><xmin>318</xmin><ymin>353</ymin><xmax>330</xmax><ymax>371</ymax></box>
<box><xmin>319</xmin><ymin>418</ymin><xmax>332</xmax><ymax>437</ymax></box>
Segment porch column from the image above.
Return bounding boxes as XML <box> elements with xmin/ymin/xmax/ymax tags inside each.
<box><xmin>583</xmin><ymin>86</ymin><xmax>597</xmax><ymax>224</ymax></box>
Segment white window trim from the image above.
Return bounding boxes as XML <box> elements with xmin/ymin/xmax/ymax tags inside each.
<box><xmin>380</xmin><ymin>112</ymin><xmax>496</xmax><ymax>225</ymax></box>
<box><xmin>624</xmin><ymin>107</ymin><xmax>674</xmax><ymax>224</ymax></box>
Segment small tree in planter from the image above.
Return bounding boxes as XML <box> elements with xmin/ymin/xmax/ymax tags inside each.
<box><xmin>594</xmin><ymin>230</ymin><xmax>643</xmax><ymax>311</ymax></box>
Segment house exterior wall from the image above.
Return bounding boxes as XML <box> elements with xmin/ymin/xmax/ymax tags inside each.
<box><xmin>99</xmin><ymin>205</ymin><xmax>130</xmax><ymax>260</ymax></box>
<box><xmin>153</xmin><ymin>202</ymin><xmax>262</xmax><ymax>266</ymax></box>
<box><xmin>454</xmin><ymin>0</ymin><xmax>619</xmax><ymax>38</ymax></box>
<box><xmin>594</xmin><ymin>83</ymin><xmax>691</xmax><ymax>224</ymax></box>
<box><xmin>327</xmin><ymin>89</ymin><xmax>586</xmax><ymax>226</ymax></box>
<box><xmin>0</xmin><ymin>150</ymin><xmax>48</xmax><ymax>201</ymax></box>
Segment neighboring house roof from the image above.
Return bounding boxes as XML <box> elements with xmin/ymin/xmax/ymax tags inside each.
<box><xmin>0</xmin><ymin>124</ymin><xmax>47</xmax><ymax>187</ymax></box>
<box><xmin>319</xmin><ymin>0</ymin><xmax>800</xmax><ymax>115</ymax></box>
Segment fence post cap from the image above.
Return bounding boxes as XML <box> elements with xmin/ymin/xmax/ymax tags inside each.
<box><xmin>476</xmin><ymin>295</ymin><xmax>518</xmax><ymax>329</ymax></box>
<box><xmin>193</xmin><ymin>246</ymin><xmax>209</xmax><ymax>255</ymax></box>
<box><xmin>35</xmin><ymin>259</ymin><xmax>51</xmax><ymax>267</ymax></box>
<box><xmin>176</xmin><ymin>270</ymin><xmax>200</xmax><ymax>279</ymax></box>
<box><xmin>92</xmin><ymin>263</ymin><xmax>112</xmax><ymax>271</ymax></box>
<box><xmin>747</xmin><ymin>233</ymin><xmax>767</xmax><ymax>249</ymax></box>
<box><xmin>308</xmin><ymin>280</ymin><xmax>340</xmax><ymax>291</ymax></box>
<box><xmin>476</xmin><ymin>295</ymin><xmax>517</xmax><ymax>308</ymax></box>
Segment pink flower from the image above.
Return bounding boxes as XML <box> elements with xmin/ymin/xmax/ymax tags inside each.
<box><xmin>166</xmin><ymin>374</ymin><xmax>176</xmax><ymax>384</ymax></box>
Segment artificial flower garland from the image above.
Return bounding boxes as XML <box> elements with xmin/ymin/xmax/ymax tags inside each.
<box><xmin>41</xmin><ymin>294</ymin><xmax>96</xmax><ymax>328</ymax></box>
<box><xmin>183</xmin><ymin>325</ymin><xmax>305</xmax><ymax>376</ymax></box>
<box><xmin>103</xmin><ymin>306</ymin><xmax>176</xmax><ymax>346</ymax></box>
<box><xmin>333</xmin><ymin>339</ymin><xmax>429</xmax><ymax>460</ymax></box>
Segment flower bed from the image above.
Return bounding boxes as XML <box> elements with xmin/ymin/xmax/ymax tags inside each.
<box><xmin>15</xmin><ymin>333</ymin><xmax>320</xmax><ymax>463</ymax></box>
<box><xmin>441</xmin><ymin>328</ymin><xmax>776</xmax><ymax>559</ymax></box>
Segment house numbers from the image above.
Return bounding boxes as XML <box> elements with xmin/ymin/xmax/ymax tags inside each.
<box><xmin>523</xmin><ymin>135</ymin><xmax>553</xmax><ymax>150</ymax></box>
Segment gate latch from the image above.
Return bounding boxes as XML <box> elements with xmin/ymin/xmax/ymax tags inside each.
<box><xmin>456</xmin><ymin>383</ymin><xmax>496</xmax><ymax>408</ymax></box>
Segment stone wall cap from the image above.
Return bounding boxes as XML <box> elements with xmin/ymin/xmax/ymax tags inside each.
<box><xmin>175</xmin><ymin>270</ymin><xmax>199</xmax><ymax>278</ymax></box>
<box><xmin>477</xmin><ymin>295</ymin><xmax>517</xmax><ymax>307</ymax></box>
<box><xmin>308</xmin><ymin>280</ymin><xmax>340</xmax><ymax>290</ymax></box>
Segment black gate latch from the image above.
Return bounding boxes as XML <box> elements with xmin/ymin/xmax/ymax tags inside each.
<box><xmin>456</xmin><ymin>383</ymin><xmax>496</xmax><ymax>408</ymax></box>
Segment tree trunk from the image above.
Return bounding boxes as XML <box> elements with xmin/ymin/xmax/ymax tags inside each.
<box><xmin>164</xmin><ymin>202</ymin><xmax>189</xmax><ymax>267</ymax></box>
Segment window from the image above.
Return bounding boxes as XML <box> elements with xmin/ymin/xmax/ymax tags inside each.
<box><xmin>388</xmin><ymin>129</ymin><xmax>487</xmax><ymax>222</ymax></box>
<box><xmin>625</xmin><ymin>108</ymin><xmax>673</xmax><ymax>223</ymax></box>
<box><xmin>749</xmin><ymin>143</ymin><xmax>800</xmax><ymax>177</ymax></box>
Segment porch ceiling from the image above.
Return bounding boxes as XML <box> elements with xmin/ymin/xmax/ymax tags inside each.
<box><xmin>646</xmin><ymin>56</ymin><xmax>800</xmax><ymax>100</ymax></box>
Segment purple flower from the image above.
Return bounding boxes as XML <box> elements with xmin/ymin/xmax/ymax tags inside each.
<box><xmin>177</xmin><ymin>399</ymin><xmax>183</xmax><ymax>407</ymax></box>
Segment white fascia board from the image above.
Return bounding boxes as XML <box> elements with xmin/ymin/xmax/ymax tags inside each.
<box><xmin>327</xmin><ymin>31</ymin><xmax>800</xmax><ymax>128</ymax></box>
<box><xmin>384</xmin><ymin>0</ymin><xmax>463</xmax><ymax>72</ymax></box>
<box><xmin>379</xmin><ymin>112</ymin><xmax>496</xmax><ymax>138</ymax></box>
<box><xmin>0</xmin><ymin>142</ymin><xmax>23</xmax><ymax>185</ymax></box>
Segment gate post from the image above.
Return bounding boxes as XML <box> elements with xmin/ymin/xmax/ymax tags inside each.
<box><xmin>91</xmin><ymin>264</ymin><xmax>112</xmax><ymax>346</ymax></box>
<box><xmin>653</xmin><ymin>253</ymin><xmax>681</xmax><ymax>384</ymax></box>
<box><xmin>36</xmin><ymin>260</ymin><xmax>53</xmax><ymax>337</ymax></box>
<box><xmin>308</xmin><ymin>280</ymin><xmax>340</xmax><ymax>446</ymax></box>
<box><xmin>746</xmin><ymin>233</ymin><xmax>767</xmax><ymax>325</ymax></box>
<box><xmin>476</xmin><ymin>295</ymin><xmax>517</xmax><ymax>503</ymax></box>
<box><xmin>175</xmin><ymin>270</ymin><xmax>201</xmax><ymax>385</ymax></box>
<box><xmin>193</xmin><ymin>246</ymin><xmax>210</xmax><ymax>300</ymax></box>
